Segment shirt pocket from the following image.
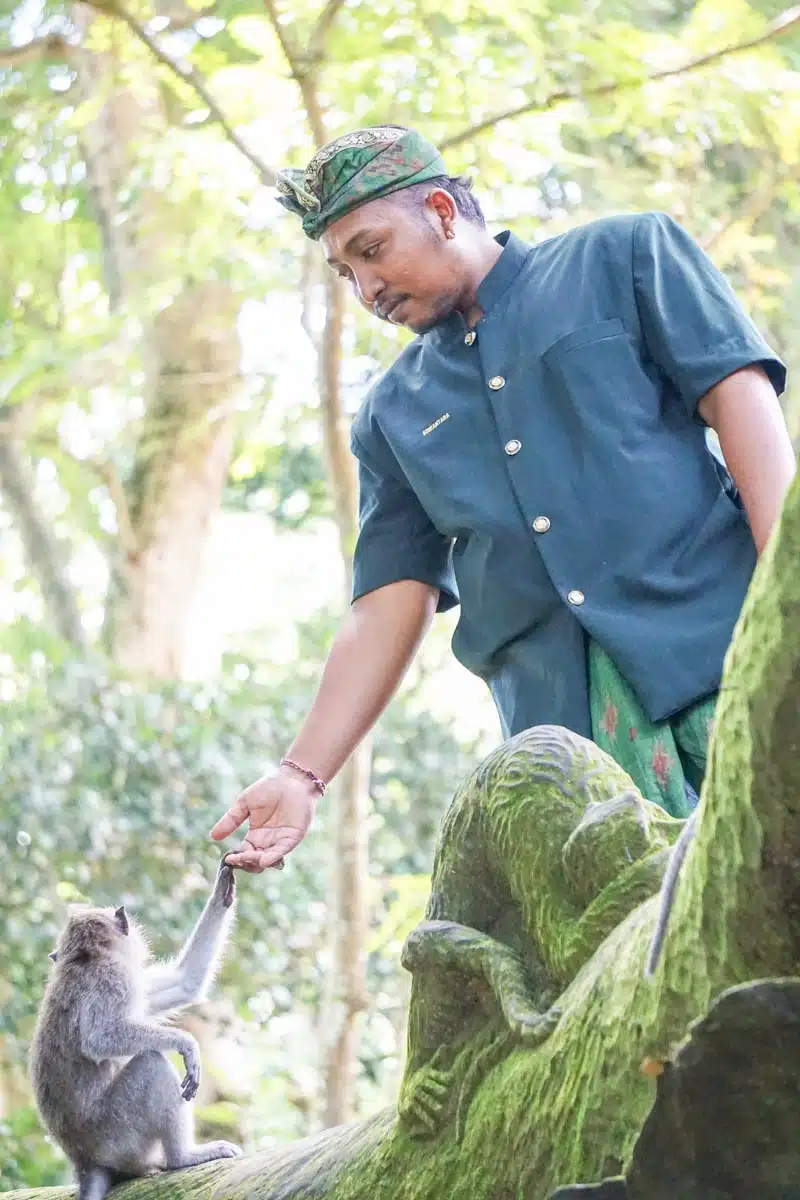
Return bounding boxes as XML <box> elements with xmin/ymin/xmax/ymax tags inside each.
<box><xmin>543</xmin><ymin>318</ymin><xmax>627</xmax><ymax>358</ymax></box>
<box><xmin>542</xmin><ymin>317</ymin><xmax>659</xmax><ymax>435</ymax></box>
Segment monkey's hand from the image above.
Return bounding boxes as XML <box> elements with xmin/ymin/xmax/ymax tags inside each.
<box><xmin>178</xmin><ymin>1035</ymin><xmax>201</xmax><ymax>1101</ymax></box>
<box><xmin>397</xmin><ymin>1048</ymin><xmax>453</xmax><ymax>1139</ymax></box>
<box><xmin>214</xmin><ymin>861</ymin><xmax>236</xmax><ymax>909</ymax></box>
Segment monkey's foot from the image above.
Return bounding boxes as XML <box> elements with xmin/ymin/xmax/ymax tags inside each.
<box><xmin>172</xmin><ymin>1141</ymin><xmax>243</xmax><ymax>1168</ymax></box>
<box><xmin>202</xmin><ymin>1140</ymin><xmax>242</xmax><ymax>1160</ymax></box>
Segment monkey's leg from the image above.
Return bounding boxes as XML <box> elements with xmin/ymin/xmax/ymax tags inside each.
<box><xmin>76</xmin><ymin>1166</ymin><xmax>114</xmax><ymax>1200</ymax></box>
<box><xmin>161</xmin><ymin>1091</ymin><xmax>241</xmax><ymax>1169</ymax></box>
<box><xmin>402</xmin><ymin>920</ymin><xmax>559</xmax><ymax>1043</ymax></box>
<box><xmin>87</xmin><ymin>1053</ymin><xmax>175</xmax><ymax>1175</ymax></box>
<box><xmin>91</xmin><ymin>1052</ymin><xmax>241</xmax><ymax>1174</ymax></box>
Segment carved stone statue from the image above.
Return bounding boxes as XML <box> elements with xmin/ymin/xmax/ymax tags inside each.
<box><xmin>398</xmin><ymin>726</ymin><xmax>681</xmax><ymax>1142</ymax></box>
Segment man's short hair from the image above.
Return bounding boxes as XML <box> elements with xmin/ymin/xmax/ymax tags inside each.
<box><xmin>400</xmin><ymin>175</ymin><xmax>487</xmax><ymax>229</ymax></box>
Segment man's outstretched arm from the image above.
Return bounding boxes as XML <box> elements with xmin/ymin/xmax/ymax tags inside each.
<box><xmin>209</xmin><ymin>579</ymin><xmax>439</xmax><ymax>871</ymax></box>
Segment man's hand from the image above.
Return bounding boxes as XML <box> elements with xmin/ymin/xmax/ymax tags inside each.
<box><xmin>209</xmin><ymin>768</ymin><xmax>318</xmax><ymax>873</ymax></box>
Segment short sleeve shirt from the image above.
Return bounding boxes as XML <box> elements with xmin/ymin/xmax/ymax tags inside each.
<box><xmin>349</xmin><ymin>212</ymin><xmax>787</xmax><ymax>739</ymax></box>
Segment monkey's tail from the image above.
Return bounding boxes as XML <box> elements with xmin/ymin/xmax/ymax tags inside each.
<box><xmin>77</xmin><ymin>1165</ymin><xmax>118</xmax><ymax>1200</ymax></box>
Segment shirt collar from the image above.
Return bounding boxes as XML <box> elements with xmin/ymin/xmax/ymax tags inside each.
<box><xmin>475</xmin><ymin>230</ymin><xmax>531</xmax><ymax>314</ymax></box>
<box><xmin>431</xmin><ymin>230</ymin><xmax>532</xmax><ymax>341</ymax></box>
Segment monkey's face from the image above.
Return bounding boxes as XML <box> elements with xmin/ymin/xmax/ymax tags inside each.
<box><xmin>54</xmin><ymin>904</ymin><xmax>147</xmax><ymax>966</ymax></box>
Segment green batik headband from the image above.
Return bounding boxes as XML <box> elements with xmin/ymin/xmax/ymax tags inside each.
<box><xmin>276</xmin><ymin>126</ymin><xmax>448</xmax><ymax>241</ymax></box>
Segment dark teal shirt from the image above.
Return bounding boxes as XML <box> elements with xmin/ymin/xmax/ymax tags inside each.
<box><xmin>350</xmin><ymin>212</ymin><xmax>786</xmax><ymax>739</ymax></box>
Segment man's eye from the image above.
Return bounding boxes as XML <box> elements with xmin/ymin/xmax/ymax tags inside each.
<box><xmin>362</xmin><ymin>244</ymin><xmax>381</xmax><ymax>260</ymax></box>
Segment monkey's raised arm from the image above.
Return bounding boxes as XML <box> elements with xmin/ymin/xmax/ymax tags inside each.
<box><xmin>144</xmin><ymin>862</ymin><xmax>236</xmax><ymax>1017</ymax></box>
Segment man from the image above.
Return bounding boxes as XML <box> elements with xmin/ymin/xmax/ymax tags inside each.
<box><xmin>211</xmin><ymin>125</ymin><xmax>796</xmax><ymax>872</ymax></box>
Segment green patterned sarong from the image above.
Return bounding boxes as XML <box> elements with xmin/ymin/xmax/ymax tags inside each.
<box><xmin>588</xmin><ymin>640</ymin><xmax>716</xmax><ymax>818</ymax></box>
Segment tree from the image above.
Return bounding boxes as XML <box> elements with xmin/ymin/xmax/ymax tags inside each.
<box><xmin>2</xmin><ymin>3</ymin><xmax>256</xmax><ymax>677</ymax></box>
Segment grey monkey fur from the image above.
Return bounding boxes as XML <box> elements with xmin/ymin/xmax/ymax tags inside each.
<box><xmin>644</xmin><ymin>806</ymin><xmax>698</xmax><ymax>977</ymax></box>
<box><xmin>29</xmin><ymin>860</ymin><xmax>242</xmax><ymax>1200</ymax></box>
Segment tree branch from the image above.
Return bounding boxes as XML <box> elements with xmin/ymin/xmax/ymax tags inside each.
<box><xmin>308</xmin><ymin>0</ymin><xmax>347</xmax><ymax>63</ymax></box>
<box><xmin>441</xmin><ymin>5</ymin><xmax>800</xmax><ymax>149</ymax></box>
<box><xmin>159</xmin><ymin>5</ymin><xmax>218</xmax><ymax>31</ymax></box>
<box><xmin>700</xmin><ymin>177</ymin><xmax>779</xmax><ymax>254</ymax></box>
<box><xmin>101</xmin><ymin>0</ymin><xmax>277</xmax><ymax>185</ymax></box>
<box><xmin>299</xmin><ymin>241</ymin><xmax>322</xmax><ymax>353</ymax></box>
<box><xmin>0</xmin><ymin>33</ymin><xmax>72</xmax><ymax>66</ymax></box>
<box><xmin>28</xmin><ymin>434</ymin><xmax>140</xmax><ymax>564</ymax></box>
<box><xmin>264</xmin><ymin>0</ymin><xmax>327</xmax><ymax>143</ymax></box>
<box><xmin>90</xmin><ymin>459</ymin><xmax>140</xmax><ymax>562</ymax></box>
<box><xmin>263</xmin><ymin>0</ymin><xmax>303</xmax><ymax>74</ymax></box>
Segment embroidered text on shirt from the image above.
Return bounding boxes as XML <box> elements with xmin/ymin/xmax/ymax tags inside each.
<box><xmin>422</xmin><ymin>413</ymin><xmax>450</xmax><ymax>436</ymax></box>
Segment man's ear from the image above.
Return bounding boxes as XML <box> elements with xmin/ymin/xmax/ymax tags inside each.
<box><xmin>427</xmin><ymin>187</ymin><xmax>458</xmax><ymax>237</ymax></box>
<box><xmin>114</xmin><ymin>906</ymin><xmax>129</xmax><ymax>935</ymax></box>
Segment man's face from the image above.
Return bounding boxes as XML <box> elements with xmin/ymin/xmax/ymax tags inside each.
<box><xmin>320</xmin><ymin>192</ymin><xmax>465</xmax><ymax>335</ymax></box>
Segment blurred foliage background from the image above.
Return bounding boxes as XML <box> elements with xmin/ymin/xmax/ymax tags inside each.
<box><xmin>1</xmin><ymin>0</ymin><xmax>799</xmax><ymax>1184</ymax></box>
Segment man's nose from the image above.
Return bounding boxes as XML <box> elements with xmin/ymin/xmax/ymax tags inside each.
<box><xmin>353</xmin><ymin>268</ymin><xmax>384</xmax><ymax>307</ymax></box>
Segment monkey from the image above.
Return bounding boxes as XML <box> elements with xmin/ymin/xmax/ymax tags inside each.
<box><xmin>644</xmin><ymin>805</ymin><xmax>698</xmax><ymax>977</ymax></box>
<box><xmin>29</xmin><ymin>860</ymin><xmax>242</xmax><ymax>1200</ymax></box>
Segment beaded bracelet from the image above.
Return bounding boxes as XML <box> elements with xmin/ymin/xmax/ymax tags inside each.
<box><xmin>280</xmin><ymin>757</ymin><xmax>327</xmax><ymax>797</ymax></box>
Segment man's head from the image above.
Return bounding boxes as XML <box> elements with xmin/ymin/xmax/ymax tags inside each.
<box><xmin>277</xmin><ymin>126</ymin><xmax>491</xmax><ymax>335</ymax></box>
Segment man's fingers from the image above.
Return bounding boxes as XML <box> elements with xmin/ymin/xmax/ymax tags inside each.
<box><xmin>258</xmin><ymin>833</ymin><xmax>302</xmax><ymax>866</ymax></box>
<box><xmin>209</xmin><ymin>796</ymin><xmax>250</xmax><ymax>841</ymax></box>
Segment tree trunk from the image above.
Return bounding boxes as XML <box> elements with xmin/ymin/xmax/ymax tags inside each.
<box><xmin>71</xmin><ymin>2</ymin><xmax>156</xmax><ymax>311</ymax></box>
<box><xmin>321</xmin><ymin>743</ymin><xmax>371</xmax><ymax>1128</ymax></box>
<box><xmin>0</xmin><ymin>433</ymin><xmax>87</xmax><ymax>652</ymax></box>
<box><xmin>105</xmin><ymin>281</ymin><xmax>240</xmax><ymax>678</ymax></box>
<box><xmin>69</xmin><ymin>6</ymin><xmax>242</xmax><ymax>680</ymax></box>
<box><xmin>268</xmin><ymin>4</ymin><xmax>372</xmax><ymax>1117</ymax></box>
<box><xmin>319</xmin><ymin>274</ymin><xmax>359</xmax><ymax>572</ymax></box>
<box><xmin>315</xmin><ymin>272</ymin><xmax>371</xmax><ymax>1127</ymax></box>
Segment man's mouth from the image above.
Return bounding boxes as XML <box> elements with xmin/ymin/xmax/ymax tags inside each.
<box><xmin>376</xmin><ymin>297</ymin><xmax>409</xmax><ymax>322</ymax></box>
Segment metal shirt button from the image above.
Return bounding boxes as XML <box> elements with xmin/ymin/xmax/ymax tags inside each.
<box><xmin>504</xmin><ymin>439</ymin><xmax>522</xmax><ymax>456</ymax></box>
<box><xmin>464</xmin><ymin>331</ymin><xmax>476</xmax><ymax>346</ymax></box>
<box><xmin>488</xmin><ymin>375</ymin><xmax>505</xmax><ymax>390</ymax></box>
<box><xmin>567</xmin><ymin>589</ymin><xmax>585</xmax><ymax>606</ymax></box>
<box><xmin>532</xmin><ymin>516</ymin><xmax>551</xmax><ymax>533</ymax></box>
